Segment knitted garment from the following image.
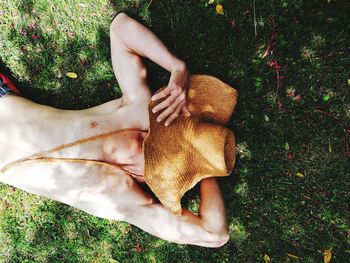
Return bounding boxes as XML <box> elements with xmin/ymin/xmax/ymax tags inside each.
<box><xmin>143</xmin><ymin>75</ymin><xmax>238</xmax><ymax>214</ymax></box>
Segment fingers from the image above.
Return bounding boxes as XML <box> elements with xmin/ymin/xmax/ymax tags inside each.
<box><xmin>151</xmin><ymin>84</ymin><xmax>178</xmax><ymax>101</ymax></box>
<box><xmin>155</xmin><ymin>92</ymin><xmax>186</xmax><ymax>124</ymax></box>
<box><xmin>164</xmin><ymin>101</ymin><xmax>186</xmax><ymax>126</ymax></box>
<box><xmin>181</xmin><ymin>104</ymin><xmax>191</xmax><ymax>117</ymax></box>
<box><xmin>152</xmin><ymin>87</ymin><xmax>181</xmax><ymax>113</ymax></box>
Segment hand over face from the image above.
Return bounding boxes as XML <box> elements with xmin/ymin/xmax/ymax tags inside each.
<box><xmin>150</xmin><ymin>65</ymin><xmax>191</xmax><ymax>126</ymax></box>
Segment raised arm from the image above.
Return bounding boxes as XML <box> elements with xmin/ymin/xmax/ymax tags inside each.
<box><xmin>123</xmin><ymin>177</ymin><xmax>229</xmax><ymax>247</ymax></box>
<box><xmin>110</xmin><ymin>13</ymin><xmax>190</xmax><ymax>125</ymax></box>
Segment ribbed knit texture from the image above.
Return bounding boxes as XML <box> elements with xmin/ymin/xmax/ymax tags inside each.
<box><xmin>143</xmin><ymin>75</ymin><xmax>238</xmax><ymax>215</ymax></box>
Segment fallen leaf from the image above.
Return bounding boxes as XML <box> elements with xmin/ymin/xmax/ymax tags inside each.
<box><xmin>66</xmin><ymin>72</ymin><xmax>78</xmax><ymax>79</ymax></box>
<box><xmin>263</xmin><ymin>254</ymin><xmax>271</xmax><ymax>263</ymax></box>
<box><xmin>67</xmin><ymin>31</ymin><xmax>75</xmax><ymax>38</ymax></box>
<box><xmin>323</xmin><ymin>94</ymin><xmax>330</xmax><ymax>102</ymax></box>
<box><xmin>294</xmin><ymin>94</ymin><xmax>302</xmax><ymax>101</ymax></box>
<box><xmin>135</xmin><ymin>243</ymin><xmax>142</xmax><ymax>252</ymax></box>
<box><xmin>230</xmin><ymin>18</ymin><xmax>236</xmax><ymax>27</ymax></box>
<box><xmin>31</xmin><ymin>33</ymin><xmax>40</xmax><ymax>40</ymax></box>
<box><xmin>286</xmin><ymin>253</ymin><xmax>300</xmax><ymax>259</ymax></box>
<box><xmin>216</xmin><ymin>4</ymin><xmax>224</xmax><ymax>15</ymax></box>
<box><xmin>295</xmin><ymin>172</ymin><xmax>304</xmax><ymax>178</ymax></box>
<box><xmin>285</xmin><ymin>142</ymin><xmax>290</xmax><ymax>151</ymax></box>
<box><xmin>28</xmin><ymin>21</ymin><xmax>36</xmax><ymax>30</ymax></box>
<box><xmin>323</xmin><ymin>248</ymin><xmax>332</xmax><ymax>263</ymax></box>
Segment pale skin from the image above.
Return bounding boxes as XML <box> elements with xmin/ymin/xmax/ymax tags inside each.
<box><xmin>0</xmin><ymin>13</ymin><xmax>229</xmax><ymax>247</ymax></box>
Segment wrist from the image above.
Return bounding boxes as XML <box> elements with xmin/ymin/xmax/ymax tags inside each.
<box><xmin>170</xmin><ymin>59</ymin><xmax>187</xmax><ymax>73</ymax></box>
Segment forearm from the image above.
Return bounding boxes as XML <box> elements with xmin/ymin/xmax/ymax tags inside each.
<box><xmin>126</xmin><ymin>203</ymin><xmax>228</xmax><ymax>247</ymax></box>
<box><xmin>124</xmin><ymin>178</ymin><xmax>229</xmax><ymax>247</ymax></box>
<box><xmin>199</xmin><ymin>177</ymin><xmax>228</xmax><ymax>234</ymax></box>
<box><xmin>111</xmin><ymin>13</ymin><xmax>184</xmax><ymax>72</ymax></box>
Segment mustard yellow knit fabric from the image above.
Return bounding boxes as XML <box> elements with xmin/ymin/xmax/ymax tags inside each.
<box><xmin>143</xmin><ymin>75</ymin><xmax>238</xmax><ymax>215</ymax></box>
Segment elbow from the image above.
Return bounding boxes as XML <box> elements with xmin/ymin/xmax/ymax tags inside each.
<box><xmin>206</xmin><ymin>231</ymin><xmax>230</xmax><ymax>248</ymax></box>
<box><xmin>110</xmin><ymin>12</ymin><xmax>129</xmax><ymax>34</ymax></box>
<box><xmin>112</xmin><ymin>12</ymin><xmax>128</xmax><ymax>25</ymax></box>
<box><xmin>188</xmin><ymin>229</ymin><xmax>229</xmax><ymax>248</ymax></box>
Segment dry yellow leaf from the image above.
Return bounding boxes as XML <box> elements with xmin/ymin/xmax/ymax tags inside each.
<box><xmin>323</xmin><ymin>248</ymin><xmax>332</xmax><ymax>263</ymax></box>
<box><xmin>263</xmin><ymin>254</ymin><xmax>271</xmax><ymax>263</ymax></box>
<box><xmin>208</xmin><ymin>0</ymin><xmax>215</xmax><ymax>4</ymax></box>
<box><xmin>66</xmin><ymin>72</ymin><xmax>78</xmax><ymax>79</ymax></box>
<box><xmin>216</xmin><ymin>4</ymin><xmax>224</xmax><ymax>15</ymax></box>
<box><xmin>295</xmin><ymin>172</ymin><xmax>304</xmax><ymax>178</ymax></box>
<box><xmin>287</xmin><ymin>253</ymin><xmax>300</xmax><ymax>259</ymax></box>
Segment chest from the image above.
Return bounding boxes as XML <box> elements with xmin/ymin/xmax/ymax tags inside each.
<box><xmin>0</xmin><ymin>97</ymin><xmax>150</xmax><ymax>169</ymax></box>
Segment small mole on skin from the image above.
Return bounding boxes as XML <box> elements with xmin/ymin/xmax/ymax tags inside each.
<box><xmin>89</xmin><ymin>121</ymin><xmax>98</xmax><ymax>128</ymax></box>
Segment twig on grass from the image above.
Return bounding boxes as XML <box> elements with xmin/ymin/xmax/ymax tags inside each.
<box><xmin>344</xmin><ymin>129</ymin><xmax>350</xmax><ymax>157</ymax></box>
<box><xmin>262</xmin><ymin>17</ymin><xmax>277</xmax><ymax>59</ymax></box>
<box><xmin>146</xmin><ymin>0</ymin><xmax>153</xmax><ymax>11</ymax></box>
<box><xmin>315</xmin><ymin>50</ymin><xmax>350</xmax><ymax>60</ymax></box>
<box><xmin>314</xmin><ymin>108</ymin><xmax>339</xmax><ymax>120</ymax></box>
<box><xmin>261</xmin><ymin>17</ymin><xmax>283</xmax><ymax>105</ymax></box>
<box><xmin>314</xmin><ymin>108</ymin><xmax>350</xmax><ymax>158</ymax></box>
<box><xmin>253</xmin><ymin>0</ymin><xmax>257</xmax><ymax>36</ymax></box>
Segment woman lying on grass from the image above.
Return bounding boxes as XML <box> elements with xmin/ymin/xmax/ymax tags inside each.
<box><xmin>0</xmin><ymin>13</ymin><xmax>230</xmax><ymax>247</ymax></box>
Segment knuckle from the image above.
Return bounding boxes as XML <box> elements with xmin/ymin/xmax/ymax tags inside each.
<box><xmin>165</xmin><ymin>100</ymin><xmax>171</xmax><ymax>107</ymax></box>
<box><xmin>176</xmin><ymin>94</ymin><xmax>184</xmax><ymax>103</ymax></box>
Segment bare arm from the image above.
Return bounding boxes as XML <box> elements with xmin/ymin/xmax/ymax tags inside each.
<box><xmin>123</xmin><ymin>177</ymin><xmax>229</xmax><ymax>247</ymax></box>
<box><xmin>110</xmin><ymin>13</ymin><xmax>190</xmax><ymax>125</ymax></box>
<box><xmin>111</xmin><ymin>13</ymin><xmax>184</xmax><ymax>72</ymax></box>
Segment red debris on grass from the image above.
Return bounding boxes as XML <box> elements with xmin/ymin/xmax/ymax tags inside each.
<box><xmin>262</xmin><ymin>17</ymin><xmax>277</xmax><ymax>59</ymax></box>
<box><xmin>28</xmin><ymin>22</ymin><xmax>36</xmax><ymax>30</ymax></box>
<box><xmin>31</xmin><ymin>33</ymin><xmax>40</xmax><ymax>40</ymax></box>
<box><xmin>135</xmin><ymin>244</ymin><xmax>142</xmax><ymax>252</ymax></box>
<box><xmin>267</xmin><ymin>60</ymin><xmax>283</xmax><ymax>104</ymax></box>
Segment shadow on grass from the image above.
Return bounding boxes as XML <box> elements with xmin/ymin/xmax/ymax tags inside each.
<box><xmin>6</xmin><ymin>2</ymin><xmax>118</xmax><ymax>109</ymax></box>
<box><xmin>2</xmin><ymin>0</ymin><xmax>350</xmax><ymax>261</ymax></box>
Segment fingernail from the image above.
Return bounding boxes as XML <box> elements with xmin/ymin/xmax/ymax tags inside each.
<box><xmin>157</xmin><ymin>118</ymin><xmax>161</xmax><ymax>122</ymax></box>
<box><xmin>151</xmin><ymin>97</ymin><xmax>155</xmax><ymax>101</ymax></box>
<box><xmin>152</xmin><ymin>109</ymin><xmax>156</xmax><ymax>113</ymax></box>
<box><xmin>165</xmin><ymin>122</ymin><xmax>169</xmax><ymax>126</ymax></box>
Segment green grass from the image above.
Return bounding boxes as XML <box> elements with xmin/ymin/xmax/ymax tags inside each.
<box><xmin>1</xmin><ymin>0</ymin><xmax>350</xmax><ymax>262</ymax></box>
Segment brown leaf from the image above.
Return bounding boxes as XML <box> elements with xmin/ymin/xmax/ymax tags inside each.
<box><xmin>135</xmin><ymin>244</ymin><xmax>142</xmax><ymax>252</ymax></box>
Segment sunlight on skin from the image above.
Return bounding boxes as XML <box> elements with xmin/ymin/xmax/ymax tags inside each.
<box><xmin>0</xmin><ymin>161</ymin><xmax>153</xmax><ymax>221</ymax></box>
